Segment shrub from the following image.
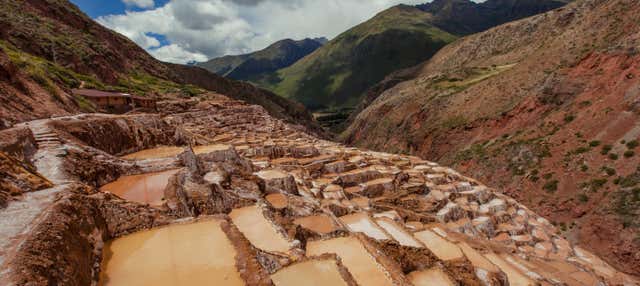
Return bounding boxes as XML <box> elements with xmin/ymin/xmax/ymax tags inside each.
<box><xmin>581</xmin><ymin>164</ymin><xmax>589</xmax><ymax>172</ymax></box>
<box><xmin>589</xmin><ymin>140</ymin><xmax>601</xmax><ymax>147</ymax></box>
<box><xmin>564</xmin><ymin>114</ymin><xmax>576</xmax><ymax>123</ymax></box>
<box><xmin>609</xmin><ymin>153</ymin><xmax>619</xmax><ymax>160</ymax></box>
<box><xmin>578</xmin><ymin>193</ymin><xmax>589</xmax><ymax>203</ymax></box>
<box><xmin>627</xmin><ymin>140</ymin><xmax>639</xmax><ymax>149</ymax></box>
<box><xmin>542</xmin><ymin>173</ymin><xmax>553</xmax><ymax>180</ymax></box>
<box><xmin>624</xmin><ymin>150</ymin><xmax>635</xmax><ymax>158</ymax></box>
<box><xmin>544</xmin><ymin>180</ymin><xmax>559</xmax><ymax>192</ymax></box>
<box><xmin>601</xmin><ymin>144</ymin><xmax>613</xmax><ymax>155</ymax></box>
<box><xmin>602</xmin><ymin>166</ymin><xmax>617</xmax><ymax>176</ymax></box>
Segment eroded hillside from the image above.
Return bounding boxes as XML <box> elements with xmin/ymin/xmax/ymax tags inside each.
<box><xmin>344</xmin><ymin>0</ymin><xmax>640</xmax><ymax>274</ymax></box>
<box><xmin>0</xmin><ymin>94</ymin><xmax>637</xmax><ymax>285</ymax></box>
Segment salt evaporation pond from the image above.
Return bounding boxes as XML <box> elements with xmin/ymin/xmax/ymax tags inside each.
<box><xmin>98</xmin><ymin>219</ymin><xmax>244</xmax><ymax>286</ymax></box>
<box><xmin>100</xmin><ymin>169</ymin><xmax>180</xmax><ymax>205</ymax></box>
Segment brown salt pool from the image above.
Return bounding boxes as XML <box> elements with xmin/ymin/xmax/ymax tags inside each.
<box><xmin>307</xmin><ymin>237</ymin><xmax>394</xmax><ymax>286</ymax></box>
<box><xmin>121</xmin><ymin>146</ymin><xmax>185</xmax><ymax>160</ymax></box>
<box><xmin>230</xmin><ymin>205</ymin><xmax>292</xmax><ymax>254</ymax></box>
<box><xmin>266</xmin><ymin>193</ymin><xmax>288</xmax><ymax>209</ymax></box>
<box><xmin>270</xmin><ymin>259</ymin><xmax>348</xmax><ymax>286</ymax></box>
<box><xmin>408</xmin><ymin>268</ymin><xmax>455</xmax><ymax>286</ymax></box>
<box><xmin>99</xmin><ymin>219</ymin><xmax>244</xmax><ymax>286</ymax></box>
<box><xmin>293</xmin><ymin>215</ymin><xmax>336</xmax><ymax>234</ymax></box>
<box><xmin>339</xmin><ymin>212</ymin><xmax>390</xmax><ymax>241</ymax></box>
<box><xmin>100</xmin><ymin>169</ymin><xmax>181</xmax><ymax>205</ymax></box>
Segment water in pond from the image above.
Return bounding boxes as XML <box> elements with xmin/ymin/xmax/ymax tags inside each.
<box><xmin>121</xmin><ymin>146</ymin><xmax>185</xmax><ymax>160</ymax></box>
<box><xmin>270</xmin><ymin>259</ymin><xmax>348</xmax><ymax>286</ymax></box>
<box><xmin>230</xmin><ymin>205</ymin><xmax>292</xmax><ymax>253</ymax></box>
<box><xmin>98</xmin><ymin>219</ymin><xmax>244</xmax><ymax>286</ymax></box>
<box><xmin>340</xmin><ymin>212</ymin><xmax>389</xmax><ymax>240</ymax></box>
<box><xmin>408</xmin><ymin>268</ymin><xmax>455</xmax><ymax>286</ymax></box>
<box><xmin>414</xmin><ymin>229</ymin><xmax>463</xmax><ymax>261</ymax></box>
<box><xmin>307</xmin><ymin>237</ymin><xmax>394</xmax><ymax>286</ymax></box>
<box><xmin>266</xmin><ymin>193</ymin><xmax>288</xmax><ymax>209</ymax></box>
<box><xmin>375</xmin><ymin>218</ymin><xmax>422</xmax><ymax>248</ymax></box>
<box><xmin>100</xmin><ymin>169</ymin><xmax>181</xmax><ymax>205</ymax></box>
<box><xmin>293</xmin><ymin>215</ymin><xmax>336</xmax><ymax>234</ymax></box>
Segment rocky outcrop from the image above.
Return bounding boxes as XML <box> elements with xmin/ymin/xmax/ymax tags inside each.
<box><xmin>53</xmin><ymin>114</ymin><xmax>176</xmax><ymax>156</ymax></box>
<box><xmin>0</xmin><ymin>151</ymin><xmax>51</xmax><ymax>208</ymax></box>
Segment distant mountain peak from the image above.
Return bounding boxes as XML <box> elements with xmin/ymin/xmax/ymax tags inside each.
<box><xmin>197</xmin><ymin>38</ymin><xmax>324</xmax><ymax>80</ymax></box>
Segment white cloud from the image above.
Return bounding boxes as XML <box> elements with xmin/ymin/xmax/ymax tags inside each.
<box><xmin>98</xmin><ymin>0</ymin><xmax>426</xmax><ymax>64</ymax></box>
<box><xmin>122</xmin><ymin>0</ymin><xmax>155</xmax><ymax>9</ymax></box>
<box><xmin>149</xmin><ymin>44</ymin><xmax>209</xmax><ymax>64</ymax></box>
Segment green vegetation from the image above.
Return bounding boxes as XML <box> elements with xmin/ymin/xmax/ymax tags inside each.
<box><xmin>578</xmin><ymin>193</ymin><xmax>589</xmax><ymax>203</ymax></box>
<box><xmin>581</xmin><ymin>178</ymin><xmax>608</xmax><ymax>192</ymax></box>
<box><xmin>564</xmin><ymin>114</ymin><xmax>576</xmax><ymax>123</ymax></box>
<box><xmin>627</xmin><ymin>140</ymin><xmax>639</xmax><ymax>149</ymax></box>
<box><xmin>602</xmin><ymin>144</ymin><xmax>613</xmax><ymax>155</ymax></box>
<box><xmin>256</xmin><ymin>5</ymin><xmax>458</xmax><ymax>110</ymax></box>
<box><xmin>624</xmin><ymin>150</ymin><xmax>635</xmax><ymax>158</ymax></box>
<box><xmin>609</xmin><ymin>153</ymin><xmax>619</xmax><ymax>160</ymax></box>
<box><xmin>544</xmin><ymin>179</ymin><xmax>559</xmax><ymax>192</ymax></box>
<box><xmin>602</xmin><ymin>166</ymin><xmax>617</xmax><ymax>176</ymax></box>
<box><xmin>589</xmin><ymin>140</ymin><xmax>601</xmax><ymax>147</ymax></box>
<box><xmin>1</xmin><ymin>40</ymin><xmax>205</xmax><ymax>102</ymax></box>
<box><xmin>613</xmin><ymin>168</ymin><xmax>640</xmax><ymax>228</ymax></box>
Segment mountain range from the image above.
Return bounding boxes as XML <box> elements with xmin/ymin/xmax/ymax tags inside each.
<box><xmin>214</xmin><ymin>0</ymin><xmax>569</xmax><ymax>115</ymax></box>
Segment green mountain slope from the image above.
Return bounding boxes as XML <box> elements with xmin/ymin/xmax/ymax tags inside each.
<box><xmin>254</xmin><ymin>0</ymin><xmax>570</xmax><ymax>117</ymax></box>
<box><xmin>260</xmin><ymin>5</ymin><xmax>457</xmax><ymax>110</ymax></box>
<box><xmin>197</xmin><ymin>38</ymin><xmax>325</xmax><ymax>81</ymax></box>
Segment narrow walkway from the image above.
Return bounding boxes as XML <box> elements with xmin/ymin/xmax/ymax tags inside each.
<box><xmin>0</xmin><ymin>119</ymin><xmax>69</xmax><ymax>267</ymax></box>
<box><xmin>28</xmin><ymin>119</ymin><xmax>69</xmax><ymax>184</ymax></box>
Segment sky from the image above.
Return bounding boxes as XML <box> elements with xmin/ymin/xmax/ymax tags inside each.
<box><xmin>70</xmin><ymin>0</ymin><xmax>429</xmax><ymax>64</ymax></box>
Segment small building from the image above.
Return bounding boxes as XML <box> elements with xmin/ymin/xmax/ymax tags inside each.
<box><xmin>72</xmin><ymin>89</ymin><xmax>156</xmax><ymax>113</ymax></box>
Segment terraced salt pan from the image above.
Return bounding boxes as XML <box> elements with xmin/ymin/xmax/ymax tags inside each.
<box><xmin>230</xmin><ymin>205</ymin><xmax>292</xmax><ymax>253</ymax></box>
<box><xmin>340</xmin><ymin>212</ymin><xmax>390</xmax><ymax>240</ymax></box>
<box><xmin>121</xmin><ymin>146</ymin><xmax>184</xmax><ymax>160</ymax></box>
<box><xmin>408</xmin><ymin>268</ymin><xmax>455</xmax><ymax>286</ymax></box>
<box><xmin>100</xmin><ymin>169</ymin><xmax>181</xmax><ymax>205</ymax></box>
<box><xmin>255</xmin><ymin>169</ymin><xmax>289</xmax><ymax>179</ymax></box>
<box><xmin>307</xmin><ymin>237</ymin><xmax>394</xmax><ymax>286</ymax></box>
<box><xmin>414</xmin><ymin>230</ymin><xmax>464</xmax><ymax>261</ymax></box>
<box><xmin>193</xmin><ymin>144</ymin><xmax>232</xmax><ymax>154</ymax></box>
<box><xmin>293</xmin><ymin>215</ymin><xmax>336</xmax><ymax>234</ymax></box>
<box><xmin>98</xmin><ymin>219</ymin><xmax>243</xmax><ymax>286</ymax></box>
<box><xmin>375</xmin><ymin>218</ymin><xmax>423</xmax><ymax>248</ymax></box>
<box><xmin>484</xmin><ymin>253</ymin><xmax>536</xmax><ymax>286</ymax></box>
<box><xmin>270</xmin><ymin>259</ymin><xmax>348</xmax><ymax>286</ymax></box>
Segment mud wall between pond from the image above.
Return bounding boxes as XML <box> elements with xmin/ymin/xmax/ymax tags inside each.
<box><xmin>52</xmin><ymin>114</ymin><xmax>177</xmax><ymax>156</ymax></box>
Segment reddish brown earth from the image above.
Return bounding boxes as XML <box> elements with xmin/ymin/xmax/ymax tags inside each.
<box><xmin>344</xmin><ymin>0</ymin><xmax>640</xmax><ymax>275</ymax></box>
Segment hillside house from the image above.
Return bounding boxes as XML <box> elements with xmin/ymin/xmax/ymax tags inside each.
<box><xmin>72</xmin><ymin>89</ymin><xmax>156</xmax><ymax>113</ymax></box>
